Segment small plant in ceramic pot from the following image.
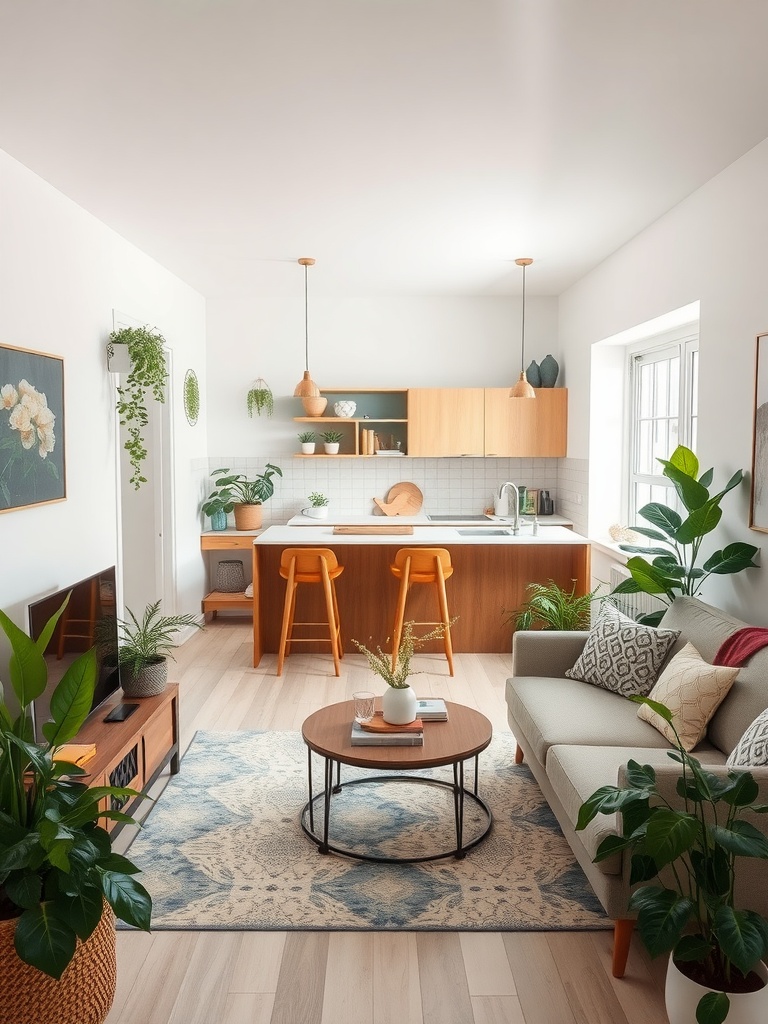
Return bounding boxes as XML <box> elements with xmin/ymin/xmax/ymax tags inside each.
<box><xmin>116</xmin><ymin>600</ymin><xmax>201</xmax><ymax>698</ymax></box>
<box><xmin>321</xmin><ymin>430</ymin><xmax>343</xmax><ymax>454</ymax></box>
<box><xmin>298</xmin><ymin>430</ymin><xmax>316</xmax><ymax>455</ymax></box>
<box><xmin>577</xmin><ymin>697</ymin><xmax>768</xmax><ymax>1024</ymax></box>
<box><xmin>302</xmin><ymin>491</ymin><xmax>329</xmax><ymax>519</ymax></box>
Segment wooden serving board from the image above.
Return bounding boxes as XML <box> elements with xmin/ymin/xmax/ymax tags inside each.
<box><xmin>333</xmin><ymin>525</ymin><xmax>414</xmax><ymax>535</ymax></box>
<box><xmin>372</xmin><ymin>482</ymin><xmax>424</xmax><ymax>517</ymax></box>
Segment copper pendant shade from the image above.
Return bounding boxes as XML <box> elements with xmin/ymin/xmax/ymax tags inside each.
<box><xmin>510</xmin><ymin>257</ymin><xmax>536</xmax><ymax>399</ymax></box>
<box><xmin>293</xmin><ymin>257</ymin><xmax>320</xmax><ymax>398</ymax></box>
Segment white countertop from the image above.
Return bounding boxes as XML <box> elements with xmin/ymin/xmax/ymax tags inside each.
<box><xmin>255</xmin><ymin>524</ymin><xmax>588</xmax><ymax>546</ymax></box>
<box><xmin>285</xmin><ymin>512</ymin><xmax>574</xmax><ymax>528</ymax></box>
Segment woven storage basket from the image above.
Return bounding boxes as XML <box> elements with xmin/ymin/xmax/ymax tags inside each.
<box><xmin>216</xmin><ymin>559</ymin><xmax>245</xmax><ymax>593</ymax></box>
<box><xmin>121</xmin><ymin>657</ymin><xmax>168</xmax><ymax>697</ymax></box>
<box><xmin>233</xmin><ymin>503</ymin><xmax>263</xmax><ymax>531</ymax></box>
<box><xmin>0</xmin><ymin>902</ymin><xmax>116</xmax><ymax>1024</ymax></box>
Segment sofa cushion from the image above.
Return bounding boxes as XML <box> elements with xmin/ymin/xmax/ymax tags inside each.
<box><xmin>727</xmin><ymin>708</ymin><xmax>768</xmax><ymax>767</ymax></box>
<box><xmin>564</xmin><ymin>604</ymin><xmax>680</xmax><ymax>697</ymax></box>
<box><xmin>546</xmin><ymin>742</ymin><xmax>726</xmax><ymax>876</ymax></box>
<box><xmin>506</xmin><ymin>676</ymin><xmax>673</xmax><ymax>766</ymax></box>
<box><xmin>638</xmin><ymin>642</ymin><xmax>739</xmax><ymax>752</ymax></box>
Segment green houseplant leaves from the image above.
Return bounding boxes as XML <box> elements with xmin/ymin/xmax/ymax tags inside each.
<box><xmin>0</xmin><ymin>598</ymin><xmax>152</xmax><ymax>979</ymax></box>
<box><xmin>110</xmin><ymin>325</ymin><xmax>168</xmax><ymax>490</ymax></box>
<box><xmin>611</xmin><ymin>446</ymin><xmax>759</xmax><ymax>625</ymax></box>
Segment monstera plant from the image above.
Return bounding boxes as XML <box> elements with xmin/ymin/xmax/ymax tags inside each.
<box><xmin>611</xmin><ymin>446</ymin><xmax>759</xmax><ymax>625</ymax></box>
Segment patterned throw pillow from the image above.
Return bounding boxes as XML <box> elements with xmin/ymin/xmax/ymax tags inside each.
<box><xmin>565</xmin><ymin>604</ymin><xmax>680</xmax><ymax>697</ymax></box>
<box><xmin>638</xmin><ymin>642</ymin><xmax>739</xmax><ymax>752</ymax></box>
<box><xmin>727</xmin><ymin>708</ymin><xmax>768</xmax><ymax>767</ymax></box>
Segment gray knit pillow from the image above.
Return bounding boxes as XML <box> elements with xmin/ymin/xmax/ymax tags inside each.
<box><xmin>727</xmin><ymin>708</ymin><xmax>768</xmax><ymax>767</ymax></box>
<box><xmin>565</xmin><ymin>604</ymin><xmax>680</xmax><ymax>697</ymax></box>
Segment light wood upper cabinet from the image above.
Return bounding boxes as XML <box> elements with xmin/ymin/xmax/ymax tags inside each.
<box><xmin>408</xmin><ymin>388</ymin><xmax>485</xmax><ymax>456</ymax></box>
<box><xmin>484</xmin><ymin>388</ymin><xmax>568</xmax><ymax>457</ymax></box>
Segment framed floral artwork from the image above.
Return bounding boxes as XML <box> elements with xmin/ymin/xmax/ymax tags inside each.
<box><xmin>751</xmin><ymin>332</ymin><xmax>768</xmax><ymax>533</ymax></box>
<box><xmin>0</xmin><ymin>342</ymin><xmax>66</xmax><ymax>513</ymax></box>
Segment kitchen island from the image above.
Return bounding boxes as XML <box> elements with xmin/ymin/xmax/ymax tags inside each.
<box><xmin>251</xmin><ymin>521</ymin><xmax>590</xmax><ymax>666</ymax></box>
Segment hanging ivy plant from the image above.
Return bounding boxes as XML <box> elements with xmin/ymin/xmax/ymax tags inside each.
<box><xmin>110</xmin><ymin>325</ymin><xmax>168</xmax><ymax>489</ymax></box>
<box><xmin>184</xmin><ymin>369</ymin><xmax>200</xmax><ymax>426</ymax></box>
<box><xmin>246</xmin><ymin>378</ymin><xmax>274</xmax><ymax>417</ymax></box>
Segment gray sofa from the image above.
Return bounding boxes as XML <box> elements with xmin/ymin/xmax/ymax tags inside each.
<box><xmin>506</xmin><ymin>596</ymin><xmax>768</xmax><ymax>977</ymax></box>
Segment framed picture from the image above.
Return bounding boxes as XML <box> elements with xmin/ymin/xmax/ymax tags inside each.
<box><xmin>750</xmin><ymin>332</ymin><xmax>768</xmax><ymax>533</ymax></box>
<box><xmin>0</xmin><ymin>343</ymin><xmax>66</xmax><ymax>514</ymax></box>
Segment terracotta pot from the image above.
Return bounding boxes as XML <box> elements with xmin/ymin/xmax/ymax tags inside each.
<box><xmin>234</xmin><ymin>503</ymin><xmax>263</xmax><ymax>530</ymax></box>
<box><xmin>0</xmin><ymin>903</ymin><xmax>116</xmax><ymax>1024</ymax></box>
<box><xmin>666</xmin><ymin>956</ymin><xmax>768</xmax><ymax>1024</ymax></box>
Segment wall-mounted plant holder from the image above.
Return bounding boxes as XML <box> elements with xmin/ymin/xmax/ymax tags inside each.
<box><xmin>106</xmin><ymin>342</ymin><xmax>131</xmax><ymax>374</ymax></box>
<box><xmin>184</xmin><ymin>369</ymin><xmax>200</xmax><ymax>426</ymax></box>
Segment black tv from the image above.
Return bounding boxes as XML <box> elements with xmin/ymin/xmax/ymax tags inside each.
<box><xmin>28</xmin><ymin>566</ymin><xmax>121</xmax><ymax>739</ymax></box>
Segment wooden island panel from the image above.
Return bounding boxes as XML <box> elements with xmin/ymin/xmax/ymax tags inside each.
<box><xmin>252</xmin><ymin>542</ymin><xmax>590</xmax><ymax>664</ymax></box>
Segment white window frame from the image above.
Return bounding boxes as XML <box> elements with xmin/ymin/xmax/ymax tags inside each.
<box><xmin>626</xmin><ymin>328</ymin><xmax>699</xmax><ymax>526</ymax></box>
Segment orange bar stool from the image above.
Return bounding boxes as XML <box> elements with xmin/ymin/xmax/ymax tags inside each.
<box><xmin>277</xmin><ymin>548</ymin><xmax>344</xmax><ymax>676</ymax></box>
<box><xmin>389</xmin><ymin>547</ymin><xmax>455</xmax><ymax>676</ymax></box>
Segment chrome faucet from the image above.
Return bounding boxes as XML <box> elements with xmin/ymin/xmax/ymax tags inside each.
<box><xmin>498</xmin><ymin>482</ymin><xmax>521</xmax><ymax>534</ymax></box>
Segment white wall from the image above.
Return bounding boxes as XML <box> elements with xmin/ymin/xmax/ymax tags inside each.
<box><xmin>0</xmin><ymin>150</ymin><xmax>208</xmax><ymax>653</ymax></box>
<box><xmin>559</xmin><ymin>138</ymin><xmax>768</xmax><ymax>621</ymax></box>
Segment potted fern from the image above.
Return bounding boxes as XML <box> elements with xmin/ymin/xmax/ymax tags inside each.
<box><xmin>116</xmin><ymin>600</ymin><xmax>201</xmax><ymax>697</ymax></box>
<box><xmin>108</xmin><ymin>325</ymin><xmax>168</xmax><ymax>490</ymax></box>
<box><xmin>0</xmin><ymin>599</ymin><xmax>151</xmax><ymax>1023</ymax></box>
<box><xmin>504</xmin><ymin>579</ymin><xmax>600</xmax><ymax>632</ymax></box>
<box><xmin>578</xmin><ymin>698</ymin><xmax>768</xmax><ymax>1024</ymax></box>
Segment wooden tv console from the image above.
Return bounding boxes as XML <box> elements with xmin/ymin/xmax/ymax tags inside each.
<box><xmin>74</xmin><ymin>684</ymin><xmax>180</xmax><ymax>833</ymax></box>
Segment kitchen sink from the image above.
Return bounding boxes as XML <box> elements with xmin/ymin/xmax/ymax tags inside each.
<box><xmin>456</xmin><ymin>528</ymin><xmax>512</xmax><ymax>536</ymax></box>
<box><xmin>427</xmin><ymin>514</ymin><xmax>491</xmax><ymax>522</ymax></box>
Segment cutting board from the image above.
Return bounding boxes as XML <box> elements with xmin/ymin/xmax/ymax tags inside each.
<box><xmin>373</xmin><ymin>482</ymin><xmax>424</xmax><ymax>517</ymax></box>
<box><xmin>333</xmin><ymin>525</ymin><xmax>414</xmax><ymax>535</ymax></box>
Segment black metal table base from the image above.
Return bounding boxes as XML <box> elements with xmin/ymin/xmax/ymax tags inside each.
<box><xmin>301</xmin><ymin>752</ymin><xmax>493</xmax><ymax>863</ymax></box>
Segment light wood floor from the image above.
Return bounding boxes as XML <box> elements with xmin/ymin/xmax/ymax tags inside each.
<box><xmin>107</xmin><ymin>620</ymin><xmax>668</xmax><ymax>1024</ymax></box>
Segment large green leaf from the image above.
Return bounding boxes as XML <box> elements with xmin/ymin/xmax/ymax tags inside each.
<box><xmin>703</xmin><ymin>543</ymin><xmax>760</xmax><ymax>575</ymax></box>
<box><xmin>55</xmin><ymin>885</ymin><xmax>104</xmax><ymax>941</ymax></box>
<box><xmin>658</xmin><ymin>460</ymin><xmax>709</xmax><ymax>511</ymax></box>
<box><xmin>675</xmin><ymin>502</ymin><xmax>722</xmax><ymax>544</ymax></box>
<box><xmin>42</xmin><ymin>649</ymin><xmax>98</xmax><ymax>747</ymax></box>
<box><xmin>698</xmin><ymin>467</ymin><xmax>714</xmax><ymax>488</ymax></box>
<box><xmin>33</xmin><ymin>595</ymin><xmax>71</xmax><ymax>660</ymax></box>
<box><xmin>644</xmin><ymin>808</ymin><xmax>699</xmax><ymax>866</ymax></box>
<box><xmin>637</xmin><ymin>504</ymin><xmax>682</xmax><ymax>537</ymax></box>
<box><xmin>4</xmin><ymin>870</ymin><xmax>43</xmax><ymax>910</ymax></box>
<box><xmin>13</xmin><ymin>903</ymin><xmax>77</xmax><ymax>979</ymax></box>
<box><xmin>713</xmin><ymin>906</ymin><xmax>768</xmax><ymax>976</ymax></box>
<box><xmin>576</xmin><ymin>783</ymin><xmax>651</xmax><ymax>830</ymax></box>
<box><xmin>100</xmin><ymin>871</ymin><xmax>152</xmax><ymax>931</ymax></box>
<box><xmin>666</xmin><ymin>445</ymin><xmax>699</xmax><ymax>479</ymax></box>
<box><xmin>630</xmin><ymin>886</ymin><xmax>694</xmax><ymax>956</ymax></box>
<box><xmin>710</xmin><ymin>820</ymin><xmax>768</xmax><ymax>858</ymax></box>
<box><xmin>718</xmin><ymin>772</ymin><xmax>759</xmax><ymax>807</ymax></box>
<box><xmin>695</xmin><ymin>992</ymin><xmax>730</xmax><ymax>1024</ymax></box>
<box><xmin>617</xmin><ymin>545</ymin><xmax>673</xmax><ymax>557</ymax></box>
<box><xmin>674</xmin><ymin>934</ymin><xmax>712</xmax><ymax>962</ymax></box>
<box><xmin>0</xmin><ymin>608</ymin><xmax>48</xmax><ymax>706</ymax></box>
<box><xmin>625</xmin><ymin>556</ymin><xmax>679</xmax><ymax>596</ymax></box>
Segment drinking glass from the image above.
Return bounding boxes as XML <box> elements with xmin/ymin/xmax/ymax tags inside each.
<box><xmin>353</xmin><ymin>691</ymin><xmax>376</xmax><ymax>724</ymax></box>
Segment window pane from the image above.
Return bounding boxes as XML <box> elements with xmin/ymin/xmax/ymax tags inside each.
<box><xmin>637</xmin><ymin>420</ymin><xmax>652</xmax><ymax>474</ymax></box>
<box><xmin>639</xmin><ymin>362</ymin><xmax>653</xmax><ymax>418</ymax></box>
<box><xmin>669</xmin><ymin>356</ymin><xmax>680</xmax><ymax>417</ymax></box>
<box><xmin>654</xmin><ymin>359</ymin><xmax>669</xmax><ymax>417</ymax></box>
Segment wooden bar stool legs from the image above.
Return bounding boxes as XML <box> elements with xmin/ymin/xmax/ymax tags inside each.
<box><xmin>276</xmin><ymin>548</ymin><xmax>343</xmax><ymax>676</ymax></box>
<box><xmin>390</xmin><ymin>548</ymin><xmax>455</xmax><ymax>676</ymax></box>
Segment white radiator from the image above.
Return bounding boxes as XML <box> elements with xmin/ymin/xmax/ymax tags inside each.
<box><xmin>608</xmin><ymin>563</ymin><xmax>665</xmax><ymax>621</ymax></box>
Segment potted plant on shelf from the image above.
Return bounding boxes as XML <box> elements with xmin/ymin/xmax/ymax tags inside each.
<box><xmin>116</xmin><ymin>600</ymin><xmax>201</xmax><ymax>697</ymax></box>
<box><xmin>577</xmin><ymin>697</ymin><xmax>768</xmax><ymax>1024</ymax></box>
<box><xmin>321</xmin><ymin>429</ymin><xmax>343</xmax><ymax>455</ymax></box>
<box><xmin>302</xmin><ymin>491</ymin><xmax>329</xmax><ymax>519</ymax></box>
<box><xmin>0</xmin><ymin>599</ymin><xmax>151</xmax><ymax>1024</ymax></box>
<box><xmin>610</xmin><ymin>446</ymin><xmax>759</xmax><ymax>625</ymax></box>
<box><xmin>108</xmin><ymin>325</ymin><xmax>168</xmax><ymax>490</ymax></box>
<box><xmin>246</xmin><ymin>378</ymin><xmax>274</xmax><ymax>418</ymax></box>
<box><xmin>201</xmin><ymin>479</ymin><xmax>235</xmax><ymax>531</ymax></box>
<box><xmin>504</xmin><ymin>578</ymin><xmax>601</xmax><ymax>632</ymax></box>
<box><xmin>298</xmin><ymin>430</ymin><xmax>316</xmax><ymax>455</ymax></box>
<box><xmin>205</xmin><ymin>463</ymin><xmax>283</xmax><ymax>530</ymax></box>
<box><xmin>352</xmin><ymin>620</ymin><xmax>451</xmax><ymax>725</ymax></box>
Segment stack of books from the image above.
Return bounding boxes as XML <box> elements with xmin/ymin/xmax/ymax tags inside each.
<box><xmin>415</xmin><ymin>698</ymin><xmax>448</xmax><ymax>721</ymax></box>
<box><xmin>351</xmin><ymin>714</ymin><xmax>424</xmax><ymax>746</ymax></box>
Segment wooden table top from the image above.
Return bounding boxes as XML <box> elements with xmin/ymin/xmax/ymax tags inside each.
<box><xmin>301</xmin><ymin>700</ymin><xmax>492</xmax><ymax>771</ymax></box>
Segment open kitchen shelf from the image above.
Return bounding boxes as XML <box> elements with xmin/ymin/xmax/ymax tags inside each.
<box><xmin>294</xmin><ymin>388</ymin><xmax>408</xmax><ymax>456</ymax></box>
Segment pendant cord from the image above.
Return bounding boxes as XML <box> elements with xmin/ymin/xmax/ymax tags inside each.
<box><xmin>304</xmin><ymin>263</ymin><xmax>309</xmax><ymax>373</ymax></box>
<box><xmin>520</xmin><ymin>261</ymin><xmax>526</xmax><ymax>371</ymax></box>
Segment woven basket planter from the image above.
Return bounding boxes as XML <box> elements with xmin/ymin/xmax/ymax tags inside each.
<box><xmin>0</xmin><ymin>903</ymin><xmax>116</xmax><ymax>1024</ymax></box>
<box><xmin>233</xmin><ymin>503</ymin><xmax>263</xmax><ymax>531</ymax></box>
<box><xmin>122</xmin><ymin>657</ymin><xmax>168</xmax><ymax>697</ymax></box>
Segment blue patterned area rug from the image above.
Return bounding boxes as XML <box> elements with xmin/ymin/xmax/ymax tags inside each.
<box><xmin>123</xmin><ymin>730</ymin><xmax>609</xmax><ymax>931</ymax></box>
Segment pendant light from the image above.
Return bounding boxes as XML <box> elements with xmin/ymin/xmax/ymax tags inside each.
<box><xmin>509</xmin><ymin>257</ymin><xmax>536</xmax><ymax>399</ymax></box>
<box><xmin>293</xmin><ymin>257</ymin><xmax>320</xmax><ymax>398</ymax></box>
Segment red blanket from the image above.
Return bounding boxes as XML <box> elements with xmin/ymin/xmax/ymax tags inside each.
<box><xmin>713</xmin><ymin>627</ymin><xmax>768</xmax><ymax>667</ymax></box>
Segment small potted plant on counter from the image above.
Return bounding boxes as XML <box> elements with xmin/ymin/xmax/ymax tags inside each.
<box><xmin>321</xmin><ymin>429</ymin><xmax>343</xmax><ymax>455</ymax></box>
<box><xmin>205</xmin><ymin>463</ymin><xmax>283</xmax><ymax>530</ymax></box>
<box><xmin>302</xmin><ymin>491</ymin><xmax>330</xmax><ymax>519</ymax></box>
<box><xmin>298</xmin><ymin>430</ymin><xmax>316</xmax><ymax>455</ymax></box>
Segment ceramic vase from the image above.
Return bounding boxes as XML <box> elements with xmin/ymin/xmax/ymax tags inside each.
<box><xmin>382</xmin><ymin>684</ymin><xmax>418</xmax><ymax>725</ymax></box>
<box><xmin>539</xmin><ymin>354</ymin><xmax>559</xmax><ymax>388</ymax></box>
<box><xmin>665</xmin><ymin>957</ymin><xmax>768</xmax><ymax>1024</ymax></box>
<box><xmin>526</xmin><ymin>360</ymin><xmax>541</xmax><ymax>387</ymax></box>
<box><xmin>324</xmin><ymin>442</ymin><xmax>340</xmax><ymax>455</ymax></box>
<box><xmin>209</xmin><ymin>509</ymin><xmax>227</xmax><ymax>531</ymax></box>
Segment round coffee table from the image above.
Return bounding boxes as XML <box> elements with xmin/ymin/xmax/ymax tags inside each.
<box><xmin>301</xmin><ymin>700</ymin><xmax>493</xmax><ymax>862</ymax></box>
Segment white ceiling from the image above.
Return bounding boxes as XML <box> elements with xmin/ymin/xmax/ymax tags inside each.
<box><xmin>2</xmin><ymin>0</ymin><xmax>768</xmax><ymax>298</ymax></box>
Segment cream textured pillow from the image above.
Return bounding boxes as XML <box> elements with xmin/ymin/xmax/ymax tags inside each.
<box><xmin>727</xmin><ymin>708</ymin><xmax>768</xmax><ymax>767</ymax></box>
<box><xmin>637</xmin><ymin>642</ymin><xmax>739</xmax><ymax>751</ymax></box>
<box><xmin>565</xmin><ymin>603</ymin><xmax>680</xmax><ymax>697</ymax></box>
